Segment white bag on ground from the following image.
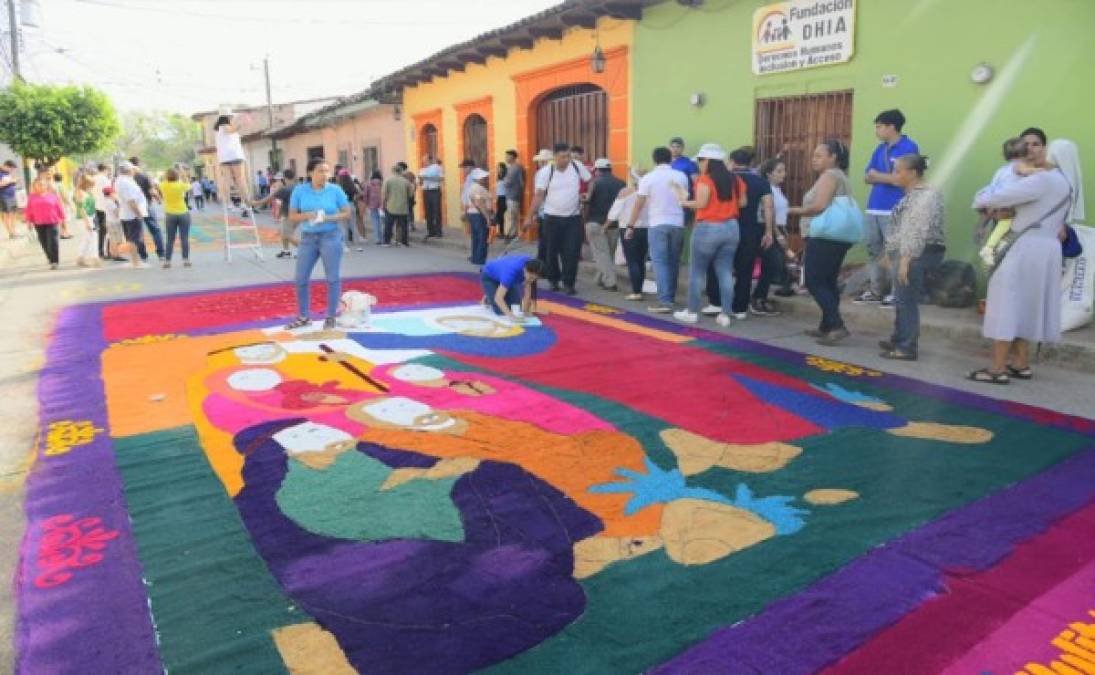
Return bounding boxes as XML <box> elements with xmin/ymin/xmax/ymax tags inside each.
<box><xmin>1061</xmin><ymin>224</ymin><xmax>1094</xmax><ymax>332</ymax></box>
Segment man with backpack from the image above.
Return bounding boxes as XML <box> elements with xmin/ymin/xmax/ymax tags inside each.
<box><xmin>524</xmin><ymin>142</ymin><xmax>591</xmax><ymax>295</ymax></box>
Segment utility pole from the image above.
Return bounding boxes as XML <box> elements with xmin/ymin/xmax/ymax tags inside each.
<box><xmin>7</xmin><ymin>0</ymin><xmax>21</xmax><ymax>81</ymax></box>
<box><xmin>263</xmin><ymin>55</ymin><xmax>278</xmax><ymax>171</ymax></box>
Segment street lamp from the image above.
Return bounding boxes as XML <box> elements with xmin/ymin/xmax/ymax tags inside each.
<box><xmin>590</xmin><ymin>45</ymin><xmax>605</xmax><ymax>74</ymax></box>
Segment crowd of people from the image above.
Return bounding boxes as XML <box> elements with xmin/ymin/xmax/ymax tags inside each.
<box><xmin>5</xmin><ymin>106</ymin><xmax>1083</xmax><ymax>386</ymax></box>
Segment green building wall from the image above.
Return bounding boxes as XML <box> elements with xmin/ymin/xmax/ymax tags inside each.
<box><xmin>632</xmin><ymin>0</ymin><xmax>1095</xmax><ymax>260</ymax></box>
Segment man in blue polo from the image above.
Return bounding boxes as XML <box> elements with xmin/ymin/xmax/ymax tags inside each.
<box><xmin>859</xmin><ymin>109</ymin><xmax>918</xmax><ymax>306</ymax></box>
<box><xmin>481</xmin><ymin>253</ymin><xmax>543</xmax><ymax>322</ymax></box>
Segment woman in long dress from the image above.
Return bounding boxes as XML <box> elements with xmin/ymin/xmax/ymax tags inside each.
<box><xmin>970</xmin><ymin>150</ymin><xmax>1072</xmax><ymax>383</ymax></box>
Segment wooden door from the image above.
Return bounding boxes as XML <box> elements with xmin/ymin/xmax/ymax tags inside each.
<box><xmin>536</xmin><ymin>84</ymin><xmax>607</xmax><ymax>159</ymax></box>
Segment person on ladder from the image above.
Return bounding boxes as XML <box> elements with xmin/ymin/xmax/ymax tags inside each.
<box><xmin>285</xmin><ymin>158</ymin><xmax>352</xmax><ymax>330</ymax></box>
<box><xmin>214</xmin><ymin>113</ymin><xmax>253</xmax><ymax>216</ymax></box>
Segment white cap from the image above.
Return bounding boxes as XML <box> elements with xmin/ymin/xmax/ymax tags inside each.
<box><xmin>694</xmin><ymin>143</ymin><xmax>728</xmax><ymax>162</ymax></box>
<box><xmin>469</xmin><ymin>168</ymin><xmax>490</xmax><ymax>181</ymax></box>
<box><xmin>593</xmin><ymin>158</ymin><xmax>612</xmax><ymax>169</ymax></box>
<box><xmin>532</xmin><ymin>148</ymin><xmax>553</xmax><ymax>162</ymax></box>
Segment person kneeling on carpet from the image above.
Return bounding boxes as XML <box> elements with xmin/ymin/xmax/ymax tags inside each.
<box><xmin>481</xmin><ymin>254</ymin><xmax>542</xmax><ymax>322</ymax></box>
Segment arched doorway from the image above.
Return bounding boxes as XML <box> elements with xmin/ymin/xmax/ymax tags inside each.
<box><xmin>536</xmin><ymin>84</ymin><xmax>608</xmax><ymax>159</ymax></box>
<box><xmin>462</xmin><ymin>114</ymin><xmax>488</xmax><ymax>169</ymax></box>
<box><xmin>421</xmin><ymin>123</ymin><xmax>439</xmax><ymax>162</ymax></box>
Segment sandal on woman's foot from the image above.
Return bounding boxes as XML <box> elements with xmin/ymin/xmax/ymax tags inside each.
<box><xmin>968</xmin><ymin>368</ymin><xmax>1009</xmax><ymax>385</ymax></box>
<box><xmin>285</xmin><ymin>316</ymin><xmax>311</xmax><ymax>330</ymax></box>
<box><xmin>1006</xmin><ymin>365</ymin><xmax>1033</xmax><ymax>380</ymax></box>
<box><xmin>323</xmin><ymin>317</ymin><xmax>336</xmax><ymax>330</ymax></box>
<box><xmin>880</xmin><ymin>349</ymin><xmax>917</xmax><ymax>361</ymax></box>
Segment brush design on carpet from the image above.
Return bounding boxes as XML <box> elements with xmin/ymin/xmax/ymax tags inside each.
<box><xmin>16</xmin><ymin>272</ymin><xmax>1095</xmax><ymax>674</ymax></box>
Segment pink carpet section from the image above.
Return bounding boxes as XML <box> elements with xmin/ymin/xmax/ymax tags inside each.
<box><xmin>824</xmin><ymin>498</ymin><xmax>1095</xmax><ymax>675</ymax></box>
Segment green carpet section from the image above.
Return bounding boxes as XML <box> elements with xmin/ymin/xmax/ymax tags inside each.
<box><xmin>277</xmin><ymin>449</ymin><xmax>464</xmax><ymax>542</ymax></box>
<box><xmin>114</xmin><ymin>426</ymin><xmax>305</xmax><ymax>674</ymax></box>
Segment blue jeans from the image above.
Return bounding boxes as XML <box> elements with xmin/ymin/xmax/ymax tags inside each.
<box><xmin>164</xmin><ymin>213</ymin><xmax>190</xmax><ymax>261</ymax></box>
<box><xmin>891</xmin><ymin>246</ymin><xmax>945</xmax><ymax>354</ymax></box>
<box><xmin>865</xmin><ymin>213</ymin><xmax>893</xmax><ymax>296</ymax></box>
<box><xmin>370</xmin><ymin>208</ymin><xmax>382</xmax><ymax>243</ymax></box>
<box><xmin>648</xmin><ymin>225</ymin><xmax>685</xmax><ymax>305</ymax></box>
<box><xmin>481</xmin><ymin>271</ymin><xmax>522</xmax><ymax>315</ymax></box>
<box><xmin>295</xmin><ymin>229</ymin><xmax>343</xmax><ymax>319</ymax></box>
<box><xmin>688</xmin><ymin>220</ymin><xmax>740</xmax><ymax>314</ymax></box>
<box><xmin>468</xmin><ymin>212</ymin><xmax>489</xmax><ymax>265</ymax></box>
<box><xmin>143</xmin><ymin>213</ymin><xmax>165</xmax><ymax>259</ymax></box>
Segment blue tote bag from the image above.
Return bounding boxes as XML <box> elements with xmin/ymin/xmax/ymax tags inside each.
<box><xmin>809</xmin><ymin>194</ymin><xmax>865</xmax><ymax>244</ymax></box>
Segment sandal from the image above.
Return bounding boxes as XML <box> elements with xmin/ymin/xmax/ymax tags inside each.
<box><xmin>1006</xmin><ymin>365</ymin><xmax>1033</xmax><ymax>380</ymax></box>
<box><xmin>285</xmin><ymin>316</ymin><xmax>311</xmax><ymax>330</ymax></box>
<box><xmin>880</xmin><ymin>349</ymin><xmax>917</xmax><ymax>361</ymax></box>
<box><xmin>968</xmin><ymin>368</ymin><xmax>1009</xmax><ymax>385</ymax></box>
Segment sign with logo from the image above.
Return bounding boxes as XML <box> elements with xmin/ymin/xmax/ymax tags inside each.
<box><xmin>752</xmin><ymin>0</ymin><xmax>856</xmax><ymax>75</ymax></box>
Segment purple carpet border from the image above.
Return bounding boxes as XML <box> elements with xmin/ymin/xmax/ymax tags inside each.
<box><xmin>651</xmin><ymin>448</ymin><xmax>1095</xmax><ymax>675</ymax></box>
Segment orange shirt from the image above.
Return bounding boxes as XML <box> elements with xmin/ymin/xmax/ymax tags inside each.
<box><xmin>694</xmin><ymin>174</ymin><xmax>746</xmax><ymax>223</ymax></box>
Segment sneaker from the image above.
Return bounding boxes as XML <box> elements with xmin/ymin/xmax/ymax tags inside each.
<box><xmin>625</xmin><ymin>293</ymin><xmax>643</xmax><ymax>301</ymax></box>
<box><xmin>162</xmin><ymin>261</ymin><xmax>171</xmax><ymax>269</ymax></box>
<box><xmin>853</xmin><ymin>290</ymin><xmax>883</xmax><ymax>304</ymax></box>
<box><xmin>700</xmin><ymin>304</ymin><xmax>721</xmax><ymax>316</ymax></box>
<box><xmin>716</xmin><ymin>313</ymin><xmax>732</xmax><ymax>327</ymax></box>
<box><xmin>604</xmin><ymin>285</ymin><xmax>618</xmax><ymax>292</ymax></box>
<box><xmin>135</xmin><ymin>261</ymin><xmax>150</xmax><ymax>269</ymax></box>
<box><xmin>816</xmin><ymin>327</ymin><xmax>850</xmax><ymax>345</ymax></box>
<box><xmin>749</xmin><ymin>300</ymin><xmax>770</xmax><ymax>316</ymax></box>
<box><xmin>731</xmin><ymin>312</ymin><xmax>748</xmax><ymax>320</ymax></box>
<box><xmin>356</xmin><ymin>246</ymin><xmax>364</xmax><ymax>252</ymax></box>
<box><xmin>673</xmin><ymin>309</ymin><xmax>698</xmax><ymax>324</ymax></box>
<box><xmin>880</xmin><ymin>295</ymin><xmax>896</xmax><ymax>308</ymax></box>
<box><xmin>648</xmin><ymin>304</ymin><xmax>674</xmax><ymax>314</ymax></box>
<box><xmin>183</xmin><ymin>260</ymin><xmax>192</xmax><ymax>268</ymax></box>
<box><xmin>276</xmin><ymin>250</ymin><xmax>290</xmax><ymax>258</ymax></box>
<box><xmin>49</xmin><ymin>263</ymin><xmax>58</xmax><ymax>270</ymax></box>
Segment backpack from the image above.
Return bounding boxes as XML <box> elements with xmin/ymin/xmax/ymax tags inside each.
<box><xmin>926</xmin><ymin>260</ymin><xmax>977</xmax><ymax>308</ymax></box>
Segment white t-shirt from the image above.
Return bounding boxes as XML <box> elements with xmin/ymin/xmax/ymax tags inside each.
<box><xmin>115</xmin><ymin>174</ymin><xmax>149</xmax><ymax>220</ymax></box>
<box><xmin>215</xmin><ymin>127</ymin><xmax>246</xmax><ymax>164</ymax></box>
<box><xmin>92</xmin><ymin>173</ymin><xmax>110</xmax><ymax>211</ymax></box>
<box><xmin>534</xmin><ymin>161</ymin><xmax>591</xmax><ymax>217</ymax></box>
<box><xmin>637</xmin><ymin>164</ymin><xmax>688</xmax><ymax>227</ymax></box>
<box><xmin>764</xmin><ymin>184</ymin><xmax>789</xmax><ymax>226</ymax></box>
<box><xmin>191</xmin><ymin>180</ymin><xmax>203</xmax><ymax>197</ymax></box>
<box><xmin>607</xmin><ymin>190</ymin><xmax>648</xmax><ymax>229</ymax></box>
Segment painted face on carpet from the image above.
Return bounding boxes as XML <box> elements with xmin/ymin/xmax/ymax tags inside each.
<box><xmin>16</xmin><ymin>273</ymin><xmax>1095</xmax><ymax>675</ymax></box>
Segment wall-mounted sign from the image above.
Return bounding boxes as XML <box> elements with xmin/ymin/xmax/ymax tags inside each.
<box><xmin>752</xmin><ymin>0</ymin><xmax>856</xmax><ymax>76</ymax></box>
<box><xmin>882</xmin><ymin>74</ymin><xmax>898</xmax><ymax>88</ymax></box>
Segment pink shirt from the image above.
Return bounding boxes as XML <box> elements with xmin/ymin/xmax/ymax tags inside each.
<box><xmin>24</xmin><ymin>192</ymin><xmax>66</xmax><ymax>226</ymax></box>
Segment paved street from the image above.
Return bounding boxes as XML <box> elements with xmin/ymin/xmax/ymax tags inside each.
<box><xmin>2</xmin><ymin>210</ymin><xmax>1093</xmax><ymax>672</ymax></box>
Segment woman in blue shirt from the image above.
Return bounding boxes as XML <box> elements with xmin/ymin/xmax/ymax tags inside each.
<box><xmin>286</xmin><ymin>158</ymin><xmax>352</xmax><ymax>330</ymax></box>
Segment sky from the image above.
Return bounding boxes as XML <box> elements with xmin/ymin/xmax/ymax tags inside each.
<box><xmin>3</xmin><ymin>0</ymin><xmax>560</xmax><ymax>115</ymax></box>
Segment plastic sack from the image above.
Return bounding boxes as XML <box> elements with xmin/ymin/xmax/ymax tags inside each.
<box><xmin>1061</xmin><ymin>224</ymin><xmax>1094</xmax><ymax>332</ymax></box>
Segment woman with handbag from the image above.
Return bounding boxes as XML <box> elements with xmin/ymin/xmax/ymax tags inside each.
<box><xmin>789</xmin><ymin>139</ymin><xmax>857</xmax><ymax>345</ymax></box>
<box><xmin>969</xmin><ymin>154</ymin><xmax>1073</xmax><ymax>384</ymax></box>
<box><xmin>879</xmin><ymin>154</ymin><xmax>945</xmax><ymax>361</ymax></box>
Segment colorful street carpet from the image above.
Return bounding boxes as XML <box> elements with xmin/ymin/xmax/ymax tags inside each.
<box><xmin>15</xmin><ymin>272</ymin><xmax>1095</xmax><ymax>674</ymax></box>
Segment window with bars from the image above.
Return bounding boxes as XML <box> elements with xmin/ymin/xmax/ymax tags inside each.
<box><xmin>462</xmin><ymin>114</ymin><xmax>489</xmax><ymax>169</ymax></box>
<box><xmin>754</xmin><ymin>90</ymin><xmax>854</xmax><ymax>238</ymax></box>
<box><xmin>536</xmin><ymin>84</ymin><xmax>608</xmax><ymax>160</ymax></box>
<box><xmin>421</xmin><ymin>124</ymin><xmax>439</xmax><ymax>164</ymax></box>
<box><xmin>307</xmin><ymin>146</ymin><xmax>325</xmax><ymax>161</ymax></box>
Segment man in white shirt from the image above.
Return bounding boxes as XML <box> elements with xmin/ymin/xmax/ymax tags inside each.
<box><xmin>115</xmin><ymin>161</ymin><xmax>151</xmax><ymax>267</ymax></box>
<box><xmin>524</xmin><ymin>142</ymin><xmax>591</xmax><ymax>294</ymax></box>
<box><xmin>419</xmin><ymin>156</ymin><xmax>444</xmax><ymax>239</ymax></box>
<box><xmin>629</xmin><ymin>146</ymin><xmax>688</xmax><ymax>311</ymax></box>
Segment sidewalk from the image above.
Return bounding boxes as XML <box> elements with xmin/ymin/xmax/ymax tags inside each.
<box><xmin>422</xmin><ymin>228</ymin><xmax>1095</xmax><ymax>373</ymax></box>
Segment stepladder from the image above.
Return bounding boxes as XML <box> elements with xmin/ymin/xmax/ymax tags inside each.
<box><xmin>217</xmin><ymin>163</ymin><xmax>264</xmax><ymax>262</ymax></box>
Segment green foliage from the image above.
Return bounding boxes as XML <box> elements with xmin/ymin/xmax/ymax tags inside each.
<box><xmin>0</xmin><ymin>82</ymin><xmax>120</xmax><ymax>167</ymax></box>
<box><xmin>115</xmin><ymin>111</ymin><xmax>202</xmax><ymax>172</ymax></box>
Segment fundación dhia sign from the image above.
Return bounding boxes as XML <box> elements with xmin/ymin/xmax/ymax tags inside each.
<box><xmin>752</xmin><ymin>0</ymin><xmax>856</xmax><ymax>75</ymax></box>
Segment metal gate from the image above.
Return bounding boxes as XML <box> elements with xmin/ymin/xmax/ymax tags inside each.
<box><xmin>462</xmin><ymin>114</ymin><xmax>489</xmax><ymax>169</ymax></box>
<box><xmin>536</xmin><ymin>84</ymin><xmax>607</xmax><ymax>159</ymax></box>
<box><xmin>754</xmin><ymin>90</ymin><xmax>854</xmax><ymax>236</ymax></box>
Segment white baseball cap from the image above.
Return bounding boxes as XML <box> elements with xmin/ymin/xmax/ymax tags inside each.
<box><xmin>593</xmin><ymin>158</ymin><xmax>612</xmax><ymax>169</ymax></box>
<box><xmin>694</xmin><ymin>143</ymin><xmax>728</xmax><ymax>162</ymax></box>
<box><xmin>532</xmin><ymin>148</ymin><xmax>554</xmax><ymax>162</ymax></box>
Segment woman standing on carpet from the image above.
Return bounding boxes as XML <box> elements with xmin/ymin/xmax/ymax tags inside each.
<box><xmin>789</xmin><ymin>139</ymin><xmax>854</xmax><ymax>346</ymax></box>
<box><xmin>286</xmin><ymin>158</ymin><xmax>352</xmax><ymax>330</ymax></box>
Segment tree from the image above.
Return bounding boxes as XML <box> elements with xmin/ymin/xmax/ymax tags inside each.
<box><xmin>0</xmin><ymin>82</ymin><xmax>120</xmax><ymax>168</ymax></box>
<box><xmin>114</xmin><ymin>111</ymin><xmax>202</xmax><ymax>171</ymax></box>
